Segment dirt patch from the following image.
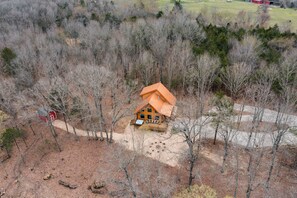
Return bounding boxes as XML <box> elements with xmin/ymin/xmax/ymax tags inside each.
<box><xmin>179</xmin><ymin>139</ymin><xmax>297</xmax><ymax>198</ymax></box>
<box><xmin>279</xmin><ymin>145</ymin><xmax>297</xmax><ymax>170</ymax></box>
<box><xmin>114</xmin><ymin>115</ymin><xmax>134</xmax><ymax>133</ymax></box>
<box><xmin>233</xmin><ymin>110</ymin><xmax>253</xmax><ymax>116</ymax></box>
<box><xmin>0</xmin><ymin>122</ymin><xmax>181</xmax><ymax>197</ymax></box>
<box><xmin>1</xmin><ymin>120</ymin><xmax>297</xmax><ymax>198</ymax></box>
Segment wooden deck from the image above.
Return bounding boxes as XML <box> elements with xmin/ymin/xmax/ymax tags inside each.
<box><xmin>131</xmin><ymin>119</ymin><xmax>168</xmax><ymax>132</ymax></box>
<box><xmin>139</xmin><ymin>122</ymin><xmax>168</xmax><ymax>132</ymax></box>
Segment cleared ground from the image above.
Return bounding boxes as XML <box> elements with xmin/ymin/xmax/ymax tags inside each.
<box><xmin>1</xmin><ymin>103</ymin><xmax>297</xmax><ymax>197</ymax></box>
<box><xmin>158</xmin><ymin>0</ymin><xmax>297</xmax><ymax>31</ymax></box>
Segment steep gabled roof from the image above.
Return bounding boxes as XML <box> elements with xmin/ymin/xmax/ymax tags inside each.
<box><xmin>134</xmin><ymin>93</ymin><xmax>174</xmax><ymax>117</ymax></box>
<box><xmin>140</xmin><ymin>82</ymin><xmax>176</xmax><ymax>106</ymax></box>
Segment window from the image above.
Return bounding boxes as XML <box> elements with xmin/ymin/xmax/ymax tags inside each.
<box><xmin>147</xmin><ymin>115</ymin><xmax>152</xmax><ymax>119</ymax></box>
<box><xmin>140</xmin><ymin>114</ymin><xmax>145</xmax><ymax>119</ymax></box>
<box><xmin>155</xmin><ymin>116</ymin><xmax>160</xmax><ymax>120</ymax></box>
<box><xmin>141</xmin><ymin>109</ymin><xmax>144</xmax><ymax>112</ymax></box>
<box><xmin>147</xmin><ymin>108</ymin><xmax>152</xmax><ymax>112</ymax></box>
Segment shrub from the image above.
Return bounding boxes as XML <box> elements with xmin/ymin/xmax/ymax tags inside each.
<box><xmin>0</xmin><ymin>128</ymin><xmax>24</xmax><ymax>153</ymax></box>
<box><xmin>174</xmin><ymin>184</ymin><xmax>217</xmax><ymax>198</ymax></box>
<box><xmin>1</xmin><ymin>47</ymin><xmax>17</xmax><ymax>76</ymax></box>
<box><xmin>156</xmin><ymin>11</ymin><xmax>164</xmax><ymax>18</ymax></box>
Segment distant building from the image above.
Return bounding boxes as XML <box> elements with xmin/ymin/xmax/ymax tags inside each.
<box><xmin>269</xmin><ymin>0</ymin><xmax>280</xmax><ymax>5</ymax></box>
<box><xmin>134</xmin><ymin>82</ymin><xmax>176</xmax><ymax>124</ymax></box>
<box><xmin>252</xmin><ymin>0</ymin><xmax>270</xmax><ymax>4</ymax></box>
<box><xmin>37</xmin><ymin>107</ymin><xmax>57</xmax><ymax>123</ymax></box>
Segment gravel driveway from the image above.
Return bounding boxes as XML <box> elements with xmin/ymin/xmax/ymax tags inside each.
<box><xmin>52</xmin><ymin>103</ymin><xmax>297</xmax><ymax>167</ymax></box>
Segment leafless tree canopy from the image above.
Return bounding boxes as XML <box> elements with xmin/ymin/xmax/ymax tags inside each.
<box><xmin>1</xmin><ymin>1</ymin><xmax>297</xmax><ymax>197</ymax></box>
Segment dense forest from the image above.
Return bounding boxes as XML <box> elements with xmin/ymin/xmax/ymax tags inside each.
<box><xmin>1</xmin><ymin>0</ymin><xmax>297</xmax><ymax>197</ymax></box>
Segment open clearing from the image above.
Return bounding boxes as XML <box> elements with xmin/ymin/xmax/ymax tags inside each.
<box><xmin>52</xmin><ymin>103</ymin><xmax>297</xmax><ymax>167</ymax></box>
<box><xmin>1</xmin><ymin>123</ymin><xmax>296</xmax><ymax>197</ymax></box>
<box><xmin>1</xmin><ymin>103</ymin><xmax>297</xmax><ymax>197</ymax></box>
<box><xmin>158</xmin><ymin>0</ymin><xmax>297</xmax><ymax>31</ymax></box>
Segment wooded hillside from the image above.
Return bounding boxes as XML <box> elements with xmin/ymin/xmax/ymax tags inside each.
<box><xmin>1</xmin><ymin>1</ymin><xmax>297</xmax><ymax>197</ymax></box>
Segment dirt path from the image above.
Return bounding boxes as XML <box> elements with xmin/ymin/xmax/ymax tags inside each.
<box><xmin>52</xmin><ymin>120</ymin><xmax>189</xmax><ymax>166</ymax></box>
<box><xmin>52</xmin><ymin>103</ymin><xmax>297</xmax><ymax>167</ymax></box>
<box><xmin>52</xmin><ymin>121</ymin><xmax>222</xmax><ymax>167</ymax></box>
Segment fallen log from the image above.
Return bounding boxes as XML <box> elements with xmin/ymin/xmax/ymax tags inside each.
<box><xmin>88</xmin><ymin>180</ymin><xmax>107</xmax><ymax>194</ymax></box>
<box><xmin>58</xmin><ymin>180</ymin><xmax>78</xmax><ymax>189</ymax></box>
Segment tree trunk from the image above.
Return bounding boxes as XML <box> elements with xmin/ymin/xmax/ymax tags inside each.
<box><xmin>29</xmin><ymin>122</ymin><xmax>36</xmax><ymax>135</ymax></box>
<box><xmin>49</xmin><ymin>124</ymin><xmax>62</xmax><ymax>152</ymax></box>
<box><xmin>265</xmin><ymin>133</ymin><xmax>282</xmax><ymax>194</ymax></box>
<box><xmin>221</xmin><ymin>140</ymin><xmax>228</xmax><ymax>173</ymax></box>
<box><xmin>123</xmin><ymin>167</ymin><xmax>136</xmax><ymax>197</ymax></box>
<box><xmin>86</xmin><ymin>130</ymin><xmax>90</xmax><ymax>140</ymax></box>
<box><xmin>13</xmin><ymin>137</ymin><xmax>20</xmax><ymax>152</ymax></box>
<box><xmin>98</xmin><ymin>99</ymin><xmax>108</xmax><ymax>142</ymax></box>
<box><xmin>188</xmin><ymin>158</ymin><xmax>195</xmax><ymax>186</ymax></box>
<box><xmin>94</xmin><ymin>130</ymin><xmax>98</xmax><ymax>140</ymax></box>
<box><xmin>63</xmin><ymin>114</ymin><xmax>69</xmax><ymax>133</ymax></box>
<box><xmin>237</xmin><ymin>104</ymin><xmax>245</xmax><ymax>124</ymax></box>
<box><xmin>72</xmin><ymin>126</ymin><xmax>79</xmax><ymax>140</ymax></box>
<box><xmin>246</xmin><ymin>153</ymin><xmax>253</xmax><ymax>198</ymax></box>
<box><xmin>259</xmin><ymin>108</ymin><xmax>264</xmax><ymax>122</ymax></box>
<box><xmin>109</xmin><ymin>125</ymin><xmax>114</xmax><ymax>143</ymax></box>
<box><xmin>14</xmin><ymin>137</ymin><xmax>25</xmax><ymax>163</ymax></box>
<box><xmin>246</xmin><ymin>131</ymin><xmax>253</xmax><ymax>149</ymax></box>
<box><xmin>213</xmin><ymin>123</ymin><xmax>219</xmax><ymax>145</ymax></box>
<box><xmin>94</xmin><ymin>96</ymin><xmax>105</xmax><ymax>141</ymax></box>
<box><xmin>22</xmin><ymin>137</ymin><xmax>28</xmax><ymax>148</ymax></box>
<box><xmin>246</xmin><ymin>186</ymin><xmax>252</xmax><ymax>198</ymax></box>
<box><xmin>188</xmin><ymin>144</ymin><xmax>195</xmax><ymax>186</ymax></box>
<box><xmin>275</xmin><ymin>101</ymin><xmax>281</xmax><ymax>124</ymax></box>
<box><xmin>246</xmin><ymin>120</ymin><xmax>258</xmax><ymax>149</ymax></box>
<box><xmin>234</xmin><ymin>149</ymin><xmax>239</xmax><ymax>198</ymax></box>
<box><xmin>5</xmin><ymin>147</ymin><xmax>11</xmax><ymax>158</ymax></box>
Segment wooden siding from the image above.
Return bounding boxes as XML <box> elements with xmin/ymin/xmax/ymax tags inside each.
<box><xmin>136</xmin><ymin>104</ymin><xmax>164</xmax><ymax>122</ymax></box>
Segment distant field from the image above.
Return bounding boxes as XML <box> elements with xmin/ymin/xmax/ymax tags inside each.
<box><xmin>158</xmin><ymin>0</ymin><xmax>297</xmax><ymax>31</ymax></box>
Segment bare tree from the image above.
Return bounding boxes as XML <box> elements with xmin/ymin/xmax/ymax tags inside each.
<box><xmin>221</xmin><ymin>62</ymin><xmax>252</xmax><ymax>99</ymax></box>
<box><xmin>219</xmin><ymin>117</ymin><xmax>237</xmax><ymax>174</ymax></box>
<box><xmin>188</xmin><ymin>53</ymin><xmax>219</xmax><ymax>114</ymax></box>
<box><xmin>211</xmin><ymin>94</ymin><xmax>235</xmax><ymax>173</ymax></box>
<box><xmin>229</xmin><ymin>35</ymin><xmax>261</xmax><ymax>68</ymax></box>
<box><xmin>245</xmin><ymin>66</ymin><xmax>276</xmax><ymax>148</ymax></box>
<box><xmin>71</xmin><ymin>65</ymin><xmax>111</xmax><ymax>141</ymax></box>
<box><xmin>0</xmin><ymin>79</ymin><xmax>18</xmax><ymax>121</ymax></box>
<box><xmin>274</xmin><ymin>49</ymin><xmax>297</xmax><ymax>124</ymax></box>
<box><xmin>31</xmin><ymin>81</ymin><xmax>63</xmax><ymax>151</ymax></box>
<box><xmin>137</xmin><ymin>51</ymin><xmax>155</xmax><ymax>86</ymax></box>
<box><xmin>211</xmin><ymin>94</ymin><xmax>234</xmax><ymax>145</ymax></box>
<box><xmin>172</xmin><ymin>54</ymin><xmax>219</xmax><ymax>186</ymax></box>
<box><xmin>264</xmin><ymin>52</ymin><xmax>297</xmax><ymax>195</ymax></box>
<box><xmin>245</xmin><ymin>140</ymin><xmax>266</xmax><ymax>198</ymax></box>
<box><xmin>108</xmin><ymin>77</ymin><xmax>134</xmax><ymax>143</ymax></box>
<box><xmin>47</xmin><ymin>77</ymin><xmax>79</xmax><ymax>138</ymax></box>
<box><xmin>174</xmin><ymin>96</ymin><xmax>211</xmax><ymax>187</ymax></box>
<box><xmin>149</xmin><ymin>20</ymin><xmax>170</xmax><ymax>82</ymax></box>
<box><xmin>165</xmin><ymin>39</ymin><xmax>192</xmax><ymax>90</ymax></box>
<box><xmin>256</xmin><ymin>4</ymin><xmax>270</xmax><ymax>27</ymax></box>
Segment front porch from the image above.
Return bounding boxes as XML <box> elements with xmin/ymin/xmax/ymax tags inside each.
<box><xmin>130</xmin><ymin>119</ymin><xmax>168</xmax><ymax>132</ymax></box>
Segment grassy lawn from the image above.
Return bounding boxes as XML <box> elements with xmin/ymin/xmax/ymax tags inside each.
<box><xmin>158</xmin><ymin>0</ymin><xmax>297</xmax><ymax>31</ymax></box>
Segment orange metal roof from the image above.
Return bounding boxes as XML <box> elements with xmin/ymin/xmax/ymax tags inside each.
<box><xmin>140</xmin><ymin>82</ymin><xmax>176</xmax><ymax>106</ymax></box>
<box><xmin>135</xmin><ymin>89</ymin><xmax>175</xmax><ymax>117</ymax></box>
